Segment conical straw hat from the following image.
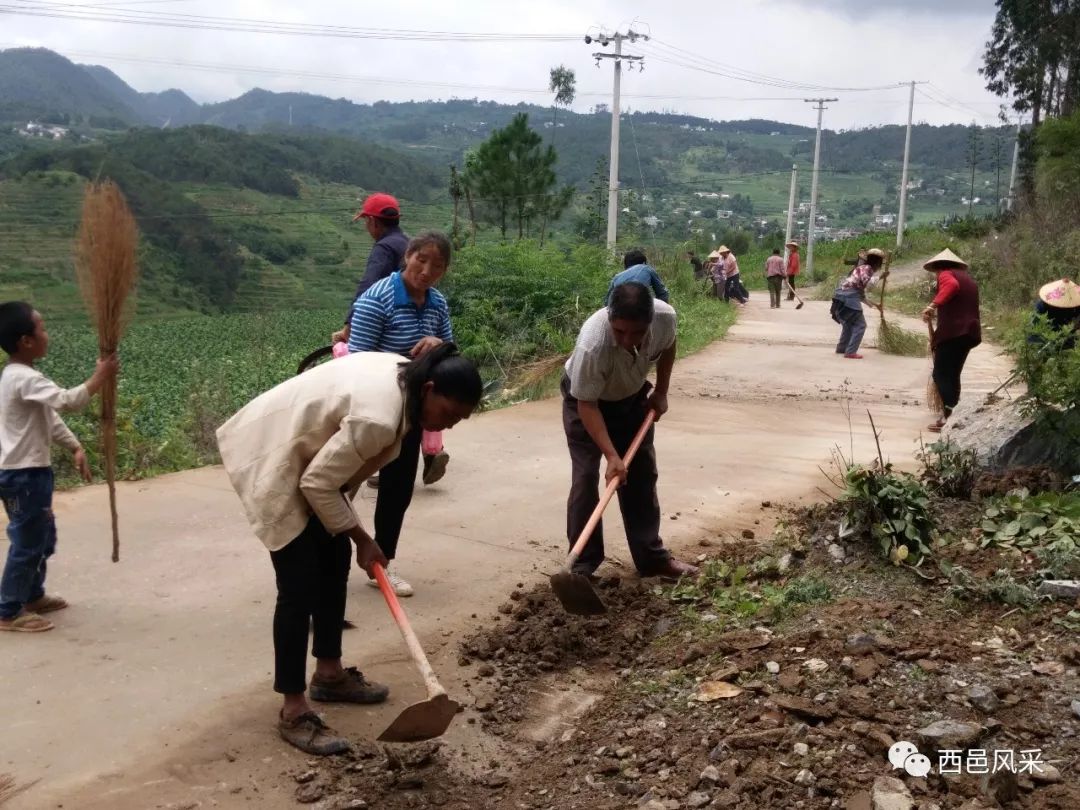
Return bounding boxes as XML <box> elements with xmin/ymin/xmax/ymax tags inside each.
<box><xmin>1038</xmin><ymin>278</ymin><xmax>1080</xmax><ymax>308</ymax></box>
<box><xmin>707</xmin><ymin>250</ymin><xmax>721</xmax><ymax>259</ymax></box>
<box><xmin>717</xmin><ymin>245</ymin><xmax>731</xmax><ymax>254</ymax></box>
<box><xmin>923</xmin><ymin>248</ymin><xmax>969</xmax><ymax>270</ymax></box>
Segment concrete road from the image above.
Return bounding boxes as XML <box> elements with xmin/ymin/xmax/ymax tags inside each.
<box><xmin>0</xmin><ymin>295</ymin><xmax>1012</xmax><ymax>808</ymax></box>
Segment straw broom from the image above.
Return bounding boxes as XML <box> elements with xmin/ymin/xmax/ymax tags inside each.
<box><xmin>75</xmin><ymin>180</ymin><xmax>139</xmax><ymax>563</ymax></box>
<box><xmin>876</xmin><ymin>252</ymin><xmax>928</xmax><ymax>357</ymax></box>
<box><xmin>925</xmin><ymin>319</ymin><xmax>945</xmax><ymax>415</ymax></box>
<box><xmin>0</xmin><ymin>772</ymin><xmax>34</xmax><ymax>806</ymax></box>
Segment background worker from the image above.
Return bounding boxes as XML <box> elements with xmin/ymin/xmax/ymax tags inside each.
<box><xmin>765</xmin><ymin>248</ymin><xmax>786</xmax><ymax>309</ymax></box>
<box><xmin>606</xmin><ymin>249</ymin><xmax>671</xmax><ymax>304</ymax></box>
<box><xmin>785</xmin><ymin>241</ymin><xmax>801</xmax><ymax>300</ymax></box>
<box><xmin>830</xmin><ymin>248</ymin><xmax>886</xmax><ymax>359</ymax></box>
<box><xmin>921</xmin><ymin>249</ymin><xmax>982</xmax><ymax>433</ymax></box>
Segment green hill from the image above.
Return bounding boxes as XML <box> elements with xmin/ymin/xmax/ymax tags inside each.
<box><xmin>0</xmin><ymin>48</ymin><xmax>137</xmax><ymax>126</ymax></box>
<box><xmin>0</xmin><ymin>126</ymin><xmax>448</xmax><ymax>318</ymax></box>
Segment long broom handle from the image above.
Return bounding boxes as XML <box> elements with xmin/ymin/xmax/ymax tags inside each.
<box><xmin>372</xmin><ymin>562</ymin><xmax>446</xmax><ymax>699</ymax></box>
<box><xmin>565</xmin><ymin>410</ymin><xmax>657</xmax><ymax>570</ymax></box>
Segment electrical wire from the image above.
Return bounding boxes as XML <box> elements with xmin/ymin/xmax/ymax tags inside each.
<box><xmin>1</xmin><ymin>1</ymin><xmax>580</xmax><ymax>41</ymax></box>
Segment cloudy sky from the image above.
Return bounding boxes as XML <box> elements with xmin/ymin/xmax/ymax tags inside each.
<box><xmin>2</xmin><ymin>0</ymin><xmax>1008</xmax><ymax>129</ymax></box>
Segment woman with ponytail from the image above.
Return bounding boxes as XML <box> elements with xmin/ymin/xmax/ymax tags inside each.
<box><xmin>215</xmin><ymin>343</ymin><xmax>482</xmax><ymax>756</ymax></box>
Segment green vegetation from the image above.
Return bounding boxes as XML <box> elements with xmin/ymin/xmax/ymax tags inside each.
<box><xmin>36</xmin><ymin>240</ymin><xmax>736</xmax><ymax>486</ymax></box>
<box><xmin>918</xmin><ymin>439</ymin><xmax>980</xmax><ymax>500</ymax></box>
<box><xmin>663</xmin><ymin>559</ymin><xmax>832</xmax><ymax>628</ymax></box>
<box><xmin>980</xmin><ymin>488</ymin><xmax>1080</xmax><ymax>579</ymax></box>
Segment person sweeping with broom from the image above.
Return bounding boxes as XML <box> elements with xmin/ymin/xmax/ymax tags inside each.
<box><xmin>216</xmin><ymin>344</ymin><xmax>482</xmax><ymax>755</ymax></box>
<box><xmin>0</xmin><ymin>303</ymin><xmax>118</xmax><ymax>632</ymax></box>
<box><xmin>830</xmin><ymin>247</ymin><xmax>886</xmax><ymax>359</ymax></box>
<box><xmin>921</xmin><ymin>249</ymin><xmax>981</xmax><ymax>433</ymax></box>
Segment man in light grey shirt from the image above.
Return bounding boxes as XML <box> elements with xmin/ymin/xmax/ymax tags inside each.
<box><xmin>561</xmin><ymin>282</ymin><xmax>698</xmax><ymax>579</ymax></box>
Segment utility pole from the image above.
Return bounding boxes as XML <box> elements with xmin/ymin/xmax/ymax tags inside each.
<box><xmin>1006</xmin><ymin>120</ymin><xmax>1021</xmax><ymax>212</ymax></box>
<box><xmin>994</xmin><ymin>135</ymin><xmax>1003</xmax><ymax>213</ymax></box>
<box><xmin>804</xmin><ymin>98</ymin><xmax>836</xmax><ymax>280</ymax></box>
<box><xmin>967</xmin><ymin>122</ymin><xmax>980</xmax><ymax>218</ymax></box>
<box><xmin>783</xmin><ymin>164</ymin><xmax>797</xmax><ymax>264</ymax></box>
<box><xmin>896</xmin><ymin>81</ymin><xmax>928</xmax><ymax>250</ymax></box>
<box><xmin>586</xmin><ymin>28</ymin><xmax>647</xmax><ymax>248</ymax></box>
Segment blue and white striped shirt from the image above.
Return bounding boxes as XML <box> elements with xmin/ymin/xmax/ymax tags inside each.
<box><xmin>348</xmin><ymin>271</ymin><xmax>454</xmax><ymax>356</ymax></box>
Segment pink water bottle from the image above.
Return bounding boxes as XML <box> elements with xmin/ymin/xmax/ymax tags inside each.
<box><xmin>332</xmin><ymin>342</ymin><xmax>349</xmax><ymax>359</ymax></box>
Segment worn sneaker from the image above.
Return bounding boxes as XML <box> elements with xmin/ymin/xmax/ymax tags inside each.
<box><xmin>25</xmin><ymin>594</ymin><xmax>68</xmax><ymax>614</ymax></box>
<box><xmin>422</xmin><ymin>451</ymin><xmax>450</xmax><ymax>486</ymax></box>
<box><xmin>277</xmin><ymin>711</ymin><xmax>350</xmax><ymax>755</ymax></box>
<box><xmin>367</xmin><ymin>570</ymin><xmax>414</xmax><ymax>597</ymax></box>
<box><xmin>309</xmin><ymin>667</ymin><xmax>390</xmax><ymax>705</ymax></box>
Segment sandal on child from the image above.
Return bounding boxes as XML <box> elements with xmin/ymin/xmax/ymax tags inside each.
<box><xmin>0</xmin><ymin>612</ymin><xmax>54</xmax><ymax>633</ymax></box>
<box><xmin>26</xmin><ymin>595</ymin><xmax>68</xmax><ymax>614</ymax></box>
<box><xmin>927</xmin><ymin>419</ymin><xmax>946</xmax><ymax>433</ymax></box>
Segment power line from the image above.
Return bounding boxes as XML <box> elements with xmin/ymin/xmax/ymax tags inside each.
<box><xmin>1</xmin><ymin>1</ymin><xmax>580</xmax><ymax>41</ymax></box>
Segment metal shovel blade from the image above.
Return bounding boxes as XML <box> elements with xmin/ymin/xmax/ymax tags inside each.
<box><xmin>550</xmin><ymin>570</ymin><xmax>607</xmax><ymax>616</ymax></box>
<box><xmin>377</xmin><ymin>692</ymin><xmax>460</xmax><ymax>743</ymax></box>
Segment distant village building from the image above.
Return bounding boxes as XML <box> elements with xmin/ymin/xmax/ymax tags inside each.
<box><xmin>874</xmin><ymin>213</ymin><xmax>897</xmax><ymax>227</ymax></box>
<box><xmin>717</xmin><ymin>210</ymin><xmax>733</xmax><ymax>220</ymax></box>
<box><xmin>19</xmin><ymin>121</ymin><xmax>69</xmax><ymax>140</ymax></box>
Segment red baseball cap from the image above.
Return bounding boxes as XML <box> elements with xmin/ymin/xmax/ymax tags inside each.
<box><xmin>352</xmin><ymin>192</ymin><xmax>400</xmax><ymax>222</ymax></box>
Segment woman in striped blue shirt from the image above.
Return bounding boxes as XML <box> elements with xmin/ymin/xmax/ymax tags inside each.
<box><xmin>347</xmin><ymin>232</ymin><xmax>455</xmax><ymax>597</ymax></box>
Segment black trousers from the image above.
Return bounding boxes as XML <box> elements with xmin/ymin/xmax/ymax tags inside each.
<box><xmin>768</xmin><ymin>276</ymin><xmax>784</xmax><ymax>307</ymax></box>
<box><xmin>270</xmin><ymin>516</ymin><xmax>351</xmax><ymax>694</ymax></box>
<box><xmin>561</xmin><ymin>376</ymin><xmax>670</xmax><ymax>576</ymax></box>
<box><xmin>933</xmin><ymin>335</ymin><xmax>979</xmax><ymax>416</ymax></box>
<box><xmin>373</xmin><ymin>424</ymin><xmax>422</xmax><ymax>560</ymax></box>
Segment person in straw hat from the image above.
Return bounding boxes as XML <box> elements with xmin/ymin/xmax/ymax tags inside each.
<box><xmin>829</xmin><ymin>247</ymin><xmax>886</xmax><ymax>359</ymax></box>
<box><xmin>921</xmin><ymin>248</ymin><xmax>981</xmax><ymax>433</ymax></box>
<box><xmin>706</xmin><ymin>249</ymin><xmax>723</xmax><ymax>298</ymax></box>
<box><xmin>1029</xmin><ymin>278</ymin><xmax>1080</xmax><ymax>348</ymax></box>
<box><xmin>785</xmin><ymin>241</ymin><xmax>800</xmax><ymax>301</ymax></box>
<box><xmin>717</xmin><ymin>246</ymin><xmax>748</xmax><ymax>306</ymax></box>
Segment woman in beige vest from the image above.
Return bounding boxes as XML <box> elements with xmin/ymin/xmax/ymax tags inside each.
<box><xmin>216</xmin><ymin>343</ymin><xmax>482</xmax><ymax>755</ymax></box>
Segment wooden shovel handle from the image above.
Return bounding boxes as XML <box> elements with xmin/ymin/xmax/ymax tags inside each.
<box><xmin>372</xmin><ymin>563</ymin><xmax>445</xmax><ymax>700</ymax></box>
<box><xmin>565</xmin><ymin>410</ymin><xmax>657</xmax><ymax>569</ymax></box>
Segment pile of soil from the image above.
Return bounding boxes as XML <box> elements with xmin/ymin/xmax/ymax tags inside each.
<box><xmin>457</xmin><ymin>577</ymin><xmax>667</xmax><ymax>731</ymax></box>
<box><xmin>287</xmin><ymin>487</ymin><xmax>1079</xmax><ymax>810</ymax></box>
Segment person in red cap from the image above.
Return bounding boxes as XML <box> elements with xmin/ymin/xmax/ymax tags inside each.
<box><xmin>338</xmin><ymin>193</ymin><xmax>410</xmax><ymax>338</ymax></box>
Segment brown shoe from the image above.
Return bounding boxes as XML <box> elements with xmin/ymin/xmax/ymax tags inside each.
<box><xmin>278</xmin><ymin>711</ymin><xmax>350</xmax><ymax>755</ymax></box>
<box><xmin>25</xmin><ymin>594</ymin><xmax>68</xmax><ymax>614</ymax></box>
<box><xmin>651</xmin><ymin>559</ymin><xmax>700</xmax><ymax>581</ymax></box>
<box><xmin>309</xmin><ymin>667</ymin><xmax>390</xmax><ymax>704</ymax></box>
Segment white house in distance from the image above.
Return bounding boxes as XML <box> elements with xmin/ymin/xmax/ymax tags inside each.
<box><xmin>18</xmin><ymin>121</ymin><xmax>69</xmax><ymax>139</ymax></box>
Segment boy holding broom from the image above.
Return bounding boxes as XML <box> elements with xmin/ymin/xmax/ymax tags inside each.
<box><xmin>0</xmin><ymin>302</ymin><xmax>117</xmax><ymax>632</ymax></box>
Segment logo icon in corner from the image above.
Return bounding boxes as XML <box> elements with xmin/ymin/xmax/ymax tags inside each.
<box><xmin>888</xmin><ymin>741</ymin><xmax>932</xmax><ymax>777</ymax></box>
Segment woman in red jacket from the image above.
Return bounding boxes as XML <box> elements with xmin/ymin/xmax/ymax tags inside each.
<box><xmin>921</xmin><ymin>249</ymin><xmax>981</xmax><ymax>432</ymax></box>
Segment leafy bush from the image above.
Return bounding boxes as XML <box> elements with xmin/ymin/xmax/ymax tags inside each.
<box><xmin>840</xmin><ymin>461</ymin><xmax>935</xmax><ymax>564</ymax></box>
<box><xmin>980</xmin><ymin>488</ymin><xmax>1080</xmax><ymax>577</ymax></box>
<box><xmin>918</xmin><ymin>439</ymin><xmax>980</xmax><ymax>499</ymax></box>
<box><xmin>1007</xmin><ymin>316</ymin><xmax>1080</xmax><ymax>468</ymax></box>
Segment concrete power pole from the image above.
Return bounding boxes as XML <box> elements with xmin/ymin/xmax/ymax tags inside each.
<box><xmin>1006</xmin><ymin>120</ymin><xmax>1021</xmax><ymax>211</ymax></box>
<box><xmin>587</xmin><ymin>28</ymin><xmax>647</xmax><ymax>248</ymax></box>
<box><xmin>805</xmin><ymin>98</ymin><xmax>836</xmax><ymax>280</ymax></box>
<box><xmin>783</xmin><ymin>164</ymin><xmax>797</xmax><ymax>261</ymax></box>
<box><xmin>896</xmin><ymin>81</ymin><xmax>927</xmax><ymax>250</ymax></box>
